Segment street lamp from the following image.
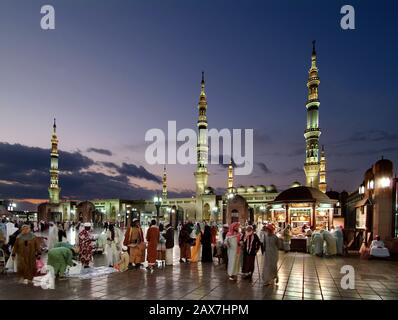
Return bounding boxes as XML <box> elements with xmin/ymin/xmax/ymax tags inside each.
<box><xmin>153</xmin><ymin>195</ymin><xmax>163</xmax><ymax>224</ymax></box>
<box><xmin>8</xmin><ymin>201</ymin><xmax>16</xmax><ymax>212</ymax></box>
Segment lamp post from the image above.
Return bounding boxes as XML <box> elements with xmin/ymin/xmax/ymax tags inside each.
<box><xmin>8</xmin><ymin>201</ymin><xmax>16</xmax><ymax>212</ymax></box>
<box><xmin>154</xmin><ymin>195</ymin><xmax>163</xmax><ymax>224</ymax></box>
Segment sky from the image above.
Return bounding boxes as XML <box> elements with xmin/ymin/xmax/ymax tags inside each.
<box><xmin>0</xmin><ymin>0</ymin><xmax>397</xmax><ymax>210</ymax></box>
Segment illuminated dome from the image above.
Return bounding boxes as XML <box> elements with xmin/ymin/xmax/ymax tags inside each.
<box><xmin>237</xmin><ymin>186</ymin><xmax>246</xmax><ymax>193</ymax></box>
<box><xmin>228</xmin><ymin>187</ymin><xmax>237</xmax><ymax>194</ymax></box>
<box><xmin>266</xmin><ymin>184</ymin><xmax>277</xmax><ymax>193</ymax></box>
<box><xmin>204</xmin><ymin>186</ymin><xmax>215</xmax><ymax>195</ymax></box>
<box><xmin>256</xmin><ymin>185</ymin><xmax>266</xmax><ymax>192</ymax></box>
<box><xmin>290</xmin><ymin>181</ymin><xmax>301</xmax><ymax>188</ymax></box>
<box><xmin>246</xmin><ymin>186</ymin><xmax>255</xmax><ymax>193</ymax></box>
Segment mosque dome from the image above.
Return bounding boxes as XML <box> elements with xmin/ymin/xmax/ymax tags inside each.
<box><xmin>246</xmin><ymin>186</ymin><xmax>256</xmax><ymax>193</ymax></box>
<box><xmin>237</xmin><ymin>186</ymin><xmax>246</xmax><ymax>193</ymax></box>
<box><xmin>290</xmin><ymin>181</ymin><xmax>301</xmax><ymax>188</ymax></box>
<box><xmin>256</xmin><ymin>185</ymin><xmax>266</xmax><ymax>192</ymax></box>
<box><xmin>274</xmin><ymin>186</ymin><xmax>333</xmax><ymax>203</ymax></box>
<box><xmin>204</xmin><ymin>186</ymin><xmax>215</xmax><ymax>195</ymax></box>
<box><xmin>266</xmin><ymin>184</ymin><xmax>278</xmax><ymax>193</ymax></box>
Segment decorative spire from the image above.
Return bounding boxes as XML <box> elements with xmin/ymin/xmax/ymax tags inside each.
<box><xmin>304</xmin><ymin>41</ymin><xmax>321</xmax><ymax>190</ymax></box>
<box><xmin>319</xmin><ymin>145</ymin><xmax>327</xmax><ymax>193</ymax></box>
<box><xmin>195</xmin><ymin>71</ymin><xmax>209</xmax><ymax>196</ymax></box>
<box><xmin>201</xmin><ymin>71</ymin><xmax>205</xmax><ymax>95</ymax></box>
<box><xmin>49</xmin><ymin>119</ymin><xmax>61</xmax><ymax>204</ymax></box>
<box><xmin>228</xmin><ymin>159</ymin><xmax>234</xmax><ymax>191</ymax></box>
<box><xmin>312</xmin><ymin>40</ymin><xmax>316</xmax><ymax>56</ymax></box>
<box><xmin>162</xmin><ymin>165</ymin><xmax>167</xmax><ymax>199</ymax></box>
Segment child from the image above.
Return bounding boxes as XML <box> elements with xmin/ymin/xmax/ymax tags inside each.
<box><xmin>115</xmin><ymin>246</ymin><xmax>129</xmax><ymax>272</ymax></box>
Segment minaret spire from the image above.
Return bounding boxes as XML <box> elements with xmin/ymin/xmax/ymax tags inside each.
<box><xmin>319</xmin><ymin>145</ymin><xmax>327</xmax><ymax>193</ymax></box>
<box><xmin>49</xmin><ymin>118</ymin><xmax>61</xmax><ymax>204</ymax></box>
<box><xmin>304</xmin><ymin>41</ymin><xmax>321</xmax><ymax>189</ymax></box>
<box><xmin>162</xmin><ymin>165</ymin><xmax>168</xmax><ymax>199</ymax></box>
<box><xmin>194</xmin><ymin>71</ymin><xmax>209</xmax><ymax>195</ymax></box>
<box><xmin>227</xmin><ymin>159</ymin><xmax>234</xmax><ymax>192</ymax></box>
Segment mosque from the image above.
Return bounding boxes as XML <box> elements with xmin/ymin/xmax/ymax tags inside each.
<box><xmin>38</xmin><ymin>42</ymin><xmax>336</xmax><ymax>229</ymax></box>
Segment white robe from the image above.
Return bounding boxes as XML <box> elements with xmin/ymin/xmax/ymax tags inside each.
<box><xmin>370</xmin><ymin>240</ymin><xmax>390</xmax><ymax>258</ymax></box>
<box><xmin>105</xmin><ymin>230</ymin><xmax>120</xmax><ymax>266</ymax></box>
<box><xmin>322</xmin><ymin>230</ymin><xmax>337</xmax><ymax>256</ymax></box>
<box><xmin>47</xmin><ymin>225</ymin><xmax>59</xmax><ymax>250</ymax></box>
<box><xmin>262</xmin><ymin>234</ymin><xmax>279</xmax><ymax>284</ymax></box>
<box><xmin>6</xmin><ymin>222</ymin><xmax>18</xmax><ymax>244</ymax></box>
<box><xmin>311</xmin><ymin>232</ymin><xmax>323</xmax><ymax>256</ymax></box>
<box><xmin>165</xmin><ymin>248</ymin><xmax>173</xmax><ymax>265</ymax></box>
<box><xmin>333</xmin><ymin>227</ymin><xmax>344</xmax><ymax>255</ymax></box>
<box><xmin>225</xmin><ymin>234</ymin><xmax>240</xmax><ymax>277</ymax></box>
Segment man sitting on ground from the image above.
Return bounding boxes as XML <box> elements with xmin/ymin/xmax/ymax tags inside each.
<box><xmin>370</xmin><ymin>235</ymin><xmax>390</xmax><ymax>258</ymax></box>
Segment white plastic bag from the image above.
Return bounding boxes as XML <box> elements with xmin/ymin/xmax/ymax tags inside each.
<box><xmin>33</xmin><ymin>265</ymin><xmax>55</xmax><ymax>290</ymax></box>
<box><xmin>5</xmin><ymin>256</ymin><xmax>17</xmax><ymax>273</ymax></box>
<box><xmin>67</xmin><ymin>261</ymin><xmax>82</xmax><ymax>275</ymax></box>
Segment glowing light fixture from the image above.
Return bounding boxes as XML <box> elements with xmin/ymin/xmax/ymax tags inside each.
<box><xmin>380</xmin><ymin>177</ymin><xmax>391</xmax><ymax>188</ymax></box>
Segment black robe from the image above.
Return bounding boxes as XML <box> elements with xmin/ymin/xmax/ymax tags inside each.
<box><xmin>201</xmin><ymin>226</ymin><xmax>213</xmax><ymax>262</ymax></box>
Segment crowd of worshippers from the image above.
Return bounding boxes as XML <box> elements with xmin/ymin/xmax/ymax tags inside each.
<box><xmin>0</xmin><ymin>218</ymin><xmax>391</xmax><ymax>286</ymax></box>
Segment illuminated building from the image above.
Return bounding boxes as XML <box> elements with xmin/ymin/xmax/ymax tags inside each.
<box><xmin>303</xmin><ymin>41</ymin><xmax>322</xmax><ymax>189</ymax></box>
<box><xmin>346</xmin><ymin>157</ymin><xmax>398</xmax><ymax>248</ymax></box>
<box><xmin>38</xmin><ymin>120</ymin><xmax>63</xmax><ymax>222</ymax></box>
<box><xmin>194</xmin><ymin>71</ymin><xmax>209</xmax><ymax>196</ymax></box>
<box><xmin>319</xmin><ymin>145</ymin><xmax>327</xmax><ymax>193</ymax></box>
<box><xmin>270</xmin><ymin>186</ymin><xmax>336</xmax><ymax>231</ymax></box>
<box><xmin>49</xmin><ymin>118</ymin><xmax>60</xmax><ymax>205</ymax></box>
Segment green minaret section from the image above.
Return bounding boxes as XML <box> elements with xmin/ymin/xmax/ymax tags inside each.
<box><xmin>48</xmin><ymin>118</ymin><xmax>61</xmax><ymax>204</ymax></box>
<box><xmin>304</xmin><ymin>41</ymin><xmax>321</xmax><ymax>188</ymax></box>
<box><xmin>194</xmin><ymin>71</ymin><xmax>209</xmax><ymax>195</ymax></box>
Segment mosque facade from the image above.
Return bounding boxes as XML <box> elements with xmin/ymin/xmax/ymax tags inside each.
<box><xmin>37</xmin><ymin>43</ymin><xmax>331</xmax><ymax>227</ymax></box>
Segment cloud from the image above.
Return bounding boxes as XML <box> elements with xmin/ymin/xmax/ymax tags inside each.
<box><xmin>0</xmin><ymin>142</ymin><xmax>162</xmax><ymax>201</ymax></box>
<box><xmin>100</xmin><ymin>162</ymin><xmax>161</xmax><ymax>183</ymax></box>
<box><xmin>257</xmin><ymin>162</ymin><xmax>271</xmax><ymax>174</ymax></box>
<box><xmin>86</xmin><ymin>148</ymin><xmax>113</xmax><ymax>156</ymax></box>
<box><xmin>117</xmin><ymin>163</ymin><xmax>161</xmax><ymax>183</ymax></box>
<box><xmin>0</xmin><ymin>142</ymin><xmax>94</xmax><ymax>177</ymax></box>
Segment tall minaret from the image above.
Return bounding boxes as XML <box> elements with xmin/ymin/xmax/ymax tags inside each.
<box><xmin>48</xmin><ymin>118</ymin><xmax>61</xmax><ymax>204</ymax></box>
<box><xmin>162</xmin><ymin>165</ymin><xmax>168</xmax><ymax>199</ymax></box>
<box><xmin>304</xmin><ymin>41</ymin><xmax>321</xmax><ymax>188</ymax></box>
<box><xmin>227</xmin><ymin>160</ymin><xmax>234</xmax><ymax>192</ymax></box>
<box><xmin>319</xmin><ymin>145</ymin><xmax>327</xmax><ymax>193</ymax></box>
<box><xmin>194</xmin><ymin>72</ymin><xmax>209</xmax><ymax>195</ymax></box>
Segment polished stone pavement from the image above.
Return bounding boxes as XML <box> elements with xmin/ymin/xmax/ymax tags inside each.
<box><xmin>1</xmin><ymin>248</ymin><xmax>398</xmax><ymax>300</ymax></box>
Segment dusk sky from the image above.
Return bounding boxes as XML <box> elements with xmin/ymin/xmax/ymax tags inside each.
<box><xmin>0</xmin><ymin>0</ymin><xmax>397</xmax><ymax>209</ymax></box>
